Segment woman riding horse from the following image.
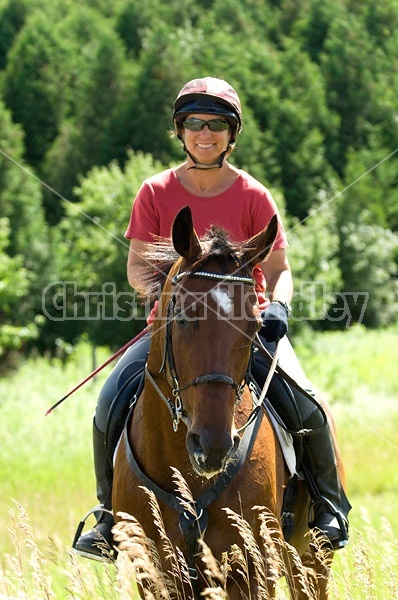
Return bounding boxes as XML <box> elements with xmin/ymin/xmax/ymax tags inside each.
<box><xmin>114</xmin><ymin>207</ymin><xmax>320</xmax><ymax>598</ymax></box>
<box><xmin>74</xmin><ymin>76</ymin><xmax>351</xmax><ymax>561</ymax></box>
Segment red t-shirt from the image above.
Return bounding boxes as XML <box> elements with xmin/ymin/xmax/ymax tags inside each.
<box><xmin>125</xmin><ymin>168</ymin><xmax>288</xmax><ymax>311</ymax></box>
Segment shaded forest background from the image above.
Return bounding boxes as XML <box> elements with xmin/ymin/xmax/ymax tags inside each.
<box><xmin>1</xmin><ymin>0</ymin><xmax>397</xmax><ymax>362</ymax></box>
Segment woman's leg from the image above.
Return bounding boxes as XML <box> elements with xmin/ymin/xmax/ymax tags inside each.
<box><xmin>252</xmin><ymin>335</ymin><xmax>351</xmax><ymax>549</ymax></box>
<box><xmin>73</xmin><ymin>333</ymin><xmax>151</xmax><ymax>561</ymax></box>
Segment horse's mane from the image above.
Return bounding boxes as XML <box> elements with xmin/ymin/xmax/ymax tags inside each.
<box><xmin>138</xmin><ymin>225</ymin><xmax>244</xmax><ymax>300</ymax></box>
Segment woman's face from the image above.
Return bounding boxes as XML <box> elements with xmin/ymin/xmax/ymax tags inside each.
<box><xmin>181</xmin><ymin>113</ymin><xmax>232</xmax><ymax>165</ymax></box>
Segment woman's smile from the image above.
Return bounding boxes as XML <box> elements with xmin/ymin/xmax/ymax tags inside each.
<box><xmin>183</xmin><ymin>113</ymin><xmax>230</xmax><ymax>163</ymax></box>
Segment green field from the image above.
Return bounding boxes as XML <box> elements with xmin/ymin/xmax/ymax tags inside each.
<box><xmin>1</xmin><ymin>326</ymin><xmax>397</xmax><ymax>598</ymax></box>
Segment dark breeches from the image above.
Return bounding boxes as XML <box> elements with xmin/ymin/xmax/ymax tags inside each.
<box><xmin>94</xmin><ymin>333</ymin><xmax>151</xmax><ymax>433</ymax></box>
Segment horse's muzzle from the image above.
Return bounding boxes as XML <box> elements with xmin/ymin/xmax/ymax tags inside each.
<box><xmin>186</xmin><ymin>429</ymin><xmax>240</xmax><ymax>478</ymax></box>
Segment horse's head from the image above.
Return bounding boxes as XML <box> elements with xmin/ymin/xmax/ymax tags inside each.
<box><xmin>149</xmin><ymin>206</ymin><xmax>278</xmax><ymax>479</ymax></box>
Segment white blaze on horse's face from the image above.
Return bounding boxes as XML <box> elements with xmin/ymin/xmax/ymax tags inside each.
<box><xmin>210</xmin><ymin>286</ymin><xmax>233</xmax><ymax>316</ymax></box>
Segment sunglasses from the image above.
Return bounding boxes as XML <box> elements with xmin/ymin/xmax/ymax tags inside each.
<box><xmin>182</xmin><ymin>118</ymin><xmax>230</xmax><ymax>132</ymax></box>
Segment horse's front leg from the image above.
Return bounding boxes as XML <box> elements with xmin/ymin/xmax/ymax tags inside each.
<box><xmin>225</xmin><ymin>564</ymin><xmax>278</xmax><ymax>600</ymax></box>
<box><xmin>284</xmin><ymin>542</ymin><xmax>333</xmax><ymax>600</ymax></box>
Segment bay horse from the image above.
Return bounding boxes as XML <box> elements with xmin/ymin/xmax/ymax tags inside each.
<box><xmin>112</xmin><ymin>206</ymin><xmax>337</xmax><ymax>599</ymax></box>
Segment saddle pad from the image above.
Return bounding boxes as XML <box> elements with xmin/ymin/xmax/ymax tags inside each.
<box><xmin>266</xmin><ymin>409</ymin><xmax>297</xmax><ymax>479</ymax></box>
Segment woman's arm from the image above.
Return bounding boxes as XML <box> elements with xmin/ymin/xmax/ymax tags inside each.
<box><xmin>257</xmin><ymin>248</ymin><xmax>293</xmax><ymax>341</ymax></box>
<box><xmin>260</xmin><ymin>248</ymin><xmax>293</xmax><ymax>303</ymax></box>
<box><xmin>127</xmin><ymin>238</ymin><xmax>152</xmax><ymax>295</ymax></box>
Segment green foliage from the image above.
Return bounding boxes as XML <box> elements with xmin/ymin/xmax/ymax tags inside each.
<box><xmin>2</xmin><ymin>11</ymin><xmax>72</xmax><ymax>167</ymax></box>
<box><xmin>340</xmin><ymin>134</ymin><xmax>398</xmax><ymax>230</ymax></box>
<box><xmin>0</xmin><ymin>108</ymin><xmax>48</xmax><ymax>260</ymax></box>
<box><xmin>266</xmin><ymin>42</ymin><xmax>339</xmax><ymax>220</ymax></box>
<box><xmin>321</xmin><ymin>16</ymin><xmax>375</xmax><ymax>152</ymax></box>
<box><xmin>43</xmin><ymin>151</ymin><xmax>164</xmax><ymax>349</ymax></box>
<box><xmin>338</xmin><ymin>222</ymin><xmax>398</xmax><ymax>328</ymax></box>
<box><xmin>0</xmin><ymin>0</ymin><xmax>397</xmax><ymax>354</ymax></box>
<box><xmin>0</xmin><ymin>99</ymin><xmax>50</xmax><ymax>359</ymax></box>
<box><xmin>294</xmin><ymin>0</ymin><xmax>343</xmax><ymax>61</ymax></box>
<box><xmin>121</xmin><ymin>22</ymin><xmax>204</xmax><ymax>164</ymax></box>
<box><xmin>287</xmin><ymin>203</ymin><xmax>343</xmax><ymax>333</ymax></box>
<box><xmin>334</xmin><ymin>137</ymin><xmax>398</xmax><ymax>328</ymax></box>
<box><xmin>0</xmin><ymin>218</ymin><xmax>38</xmax><ymax>359</ymax></box>
<box><xmin>41</xmin><ymin>8</ymin><xmax>134</xmax><ymax>222</ymax></box>
<box><xmin>0</xmin><ymin>0</ymin><xmax>29</xmax><ymax>70</ymax></box>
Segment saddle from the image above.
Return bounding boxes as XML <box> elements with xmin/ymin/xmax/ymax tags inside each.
<box><xmin>104</xmin><ymin>353</ymin><xmax>304</xmax><ymax>541</ymax></box>
<box><xmin>104</xmin><ymin>358</ymin><xmax>146</xmax><ymax>466</ymax></box>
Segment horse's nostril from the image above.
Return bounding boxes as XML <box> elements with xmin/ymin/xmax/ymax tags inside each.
<box><xmin>187</xmin><ymin>432</ymin><xmax>206</xmax><ymax>460</ymax></box>
<box><xmin>187</xmin><ymin>429</ymin><xmax>239</xmax><ymax>475</ymax></box>
<box><xmin>195</xmin><ymin>448</ymin><xmax>207</xmax><ymax>466</ymax></box>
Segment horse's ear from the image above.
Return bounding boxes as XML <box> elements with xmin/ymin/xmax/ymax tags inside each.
<box><xmin>241</xmin><ymin>214</ymin><xmax>279</xmax><ymax>268</ymax></box>
<box><xmin>172</xmin><ymin>206</ymin><xmax>202</xmax><ymax>261</ymax></box>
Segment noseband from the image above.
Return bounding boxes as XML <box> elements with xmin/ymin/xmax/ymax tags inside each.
<box><xmin>145</xmin><ymin>269</ymin><xmax>256</xmax><ymax>431</ymax></box>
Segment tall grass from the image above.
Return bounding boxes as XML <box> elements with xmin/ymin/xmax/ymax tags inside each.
<box><xmin>1</xmin><ymin>498</ymin><xmax>397</xmax><ymax>599</ymax></box>
<box><xmin>296</xmin><ymin>325</ymin><xmax>398</xmax><ymax>537</ymax></box>
<box><xmin>0</xmin><ymin>326</ymin><xmax>397</xmax><ymax>598</ymax></box>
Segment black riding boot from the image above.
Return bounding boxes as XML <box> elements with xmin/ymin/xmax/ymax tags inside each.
<box><xmin>301</xmin><ymin>417</ymin><xmax>351</xmax><ymax>550</ymax></box>
<box><xmin>251</xmin><ymin>348</ymin><xmax>351</xmax><ymax>550</ymax></box>
<box><xmin>73</xmin><ymin>420</ymin><xmax>115</xmax><ymax>562</ymax></box>
<box><xmin>275</xmin><ymin>390</ymin><xmax>351</xmax><ymax>549</ymax></box>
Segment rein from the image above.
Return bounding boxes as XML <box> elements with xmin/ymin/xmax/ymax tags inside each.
<box><xmin>253</xmin><ymin>335</ymin><xmax>328</xmax><ymax>436</ymax></box>
<box><xmin>122</xmin><ymin>391</ymin><xmax>263</xmax><ymax>588</ymax></box>
<box><xmin>137</xmin><ymin>267</ymin><xmax>264</xmax><ymax>592</ymax></box>
<box><xmin>128</xmin><ymin>268</ymin><xmax>285</xmax><ymax>593</ymax></box>
<box><xmin>147</xmin><ymin>268</ymin><xmax>256</xmax><ymax>432</ymax></box>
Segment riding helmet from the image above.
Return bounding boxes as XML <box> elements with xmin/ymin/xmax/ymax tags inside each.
<box><xmin>173</xmin><ymin>77</ymin><xmax>242</xmax><ymax>140</ymax></box>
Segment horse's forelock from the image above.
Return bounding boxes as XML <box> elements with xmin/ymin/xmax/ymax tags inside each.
<box><xmin>139</xmin><ymin>226</ymin><xmax>243</xmax><ymax>298</ymax></box>
<box><xmin>191</xmin><ymin>226</ymin><xmax>241</xmax><ymax>271</ymax></box>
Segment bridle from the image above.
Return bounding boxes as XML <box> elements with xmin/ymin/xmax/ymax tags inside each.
<box><xmin>145</xmin><ymin>268</ymin><xmax>258</xmax><ymax>432</ymax></box>
<box><xmin>125</xmin><ymin>269</ymin><xmax>265</xmax><ymax>591</ymax></box>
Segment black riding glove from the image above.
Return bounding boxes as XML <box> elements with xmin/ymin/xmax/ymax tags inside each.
<box><xmin>260</xmin><ymin>301</ymin><xmax>290</xmax><ymax>343</ymax></box>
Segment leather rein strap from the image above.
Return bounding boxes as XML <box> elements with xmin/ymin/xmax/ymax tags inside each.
<box><xmin>122</xmin><ymin>399</ymin><xmax>263</xmax><ymax>588</ymax></box>
<box><xmin>253</xmin><ymin>335</ymin><xmax>328</xmax><ymax>436</ymax></box>
<box><xmin>150</xmin><ymin>268</ymin><xmax>256</xmax><ymax>432</ymax></box>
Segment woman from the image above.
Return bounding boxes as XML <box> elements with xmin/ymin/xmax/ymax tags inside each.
<box><xmin>74</xmin><ymin>77</ymin><xmax>350</xmax><ymax>561</ymax></box>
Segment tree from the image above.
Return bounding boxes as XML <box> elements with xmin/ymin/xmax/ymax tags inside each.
<box><xmin>2</xmin><ymin>10</ymin><xmax>73</xmax><ymax>168</ymax></box>
<box><xmin>237</xmin><ymin>38</ymin><xmax>341</xmax><ymax>220</ymax></box>
<box><xmin>37</xmin><ymin>7</ymin><xmax>134</xmax><ymax>222</ymax></box>
<box><xmin>338</xmin><ymin>221</ymin><xmax>398</xmax><ymax>328</ymax></box>
<box><xmin>0</xmin><ymin>218</ymin><xmax>38</xmax><ymax>363</ymax></box>
<box><xmin>333</xmin><ymin>136</ymin><xmax>398</xmax><ymax>328</ymax></box>
<box><xmin>0</xmin><ymin>0</ymin><xmax>29</xmax><ymax>70</ymax></box>
<box><xmin>293</xmin><ymin>0</ymin><xmax>344</xmax><ymax>61</ymax></box>
<box><xmin>120</xmin><ymin>22</ymin><xmax>202</xmax><ymax>165</ymax></box>
<box><xmin>287</xmin><ymin>203</ymin><xmax>343</xmax><ymax>333</ymax></box>
<box><xmin>337</xmin><ymin>139</ymin><xmax>398</xmax><ymax>231</ymax></box>
<box><xmin>0</xmin><ymin>98</ymin><xmax>50</xmax><ymax>359</ymax></box>
<box><xmin>320</xmin><ymin>12</ymin><xmax>380</xmax><ymax>174</ymax></box>
<box><xmin>1</xmin><ymin>0</ymin><xmax>397</xmax><ymax>354</ymax></box>
<box><xmin>42</xmin><ymin>151</ymin><xmax>165</xmax><ymax>350</ymax></box>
